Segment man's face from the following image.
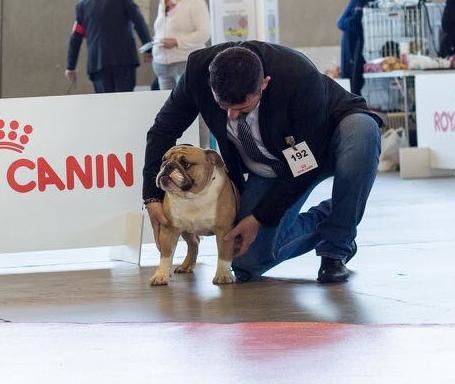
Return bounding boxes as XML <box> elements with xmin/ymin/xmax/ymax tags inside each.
<box><xmin>214</xmin><ymin>93</ymin><xmax>262</xmax><ymax>120</ymax></box>
<box><xmin>211</xmin><ymin>76</ymin><xmax>271</xmax><ymax>120</ymax></box>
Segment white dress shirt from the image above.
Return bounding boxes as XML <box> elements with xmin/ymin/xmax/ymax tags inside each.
<box><xmin>227</xmin><ymin>104</ymin><xmax>279</xmax><ymax>178</ymax></box>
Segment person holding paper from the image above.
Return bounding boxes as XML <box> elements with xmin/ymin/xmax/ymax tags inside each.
<box><xmin>143</xmin><ymin>42</ymin><xmax>382</xmax><ymax>283</ymax></box>
<box><xmin>65</xmin><ymin>0</ymin><xmax>152</xmax><ymax>93</ymax></box>
<box><xmin>151</xmin><ymin>0</ymin><xmax>210</xmax><ymax>90</ymax></box>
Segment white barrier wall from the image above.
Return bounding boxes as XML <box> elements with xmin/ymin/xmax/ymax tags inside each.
<box><xmin>416</xmin><ymin>73</ymin><xmax>455</xmax><ymax>169</ymax></box>
<box><xmin>0</xmin><ymin>91</ymin><xmax>199</xmax><ymax>256</ymax></box>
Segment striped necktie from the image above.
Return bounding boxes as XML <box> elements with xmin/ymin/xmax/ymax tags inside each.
<box><xmin>236</xmin><ymin>113</ymin><xmax>286</xmax><ymax>176</ymax></box>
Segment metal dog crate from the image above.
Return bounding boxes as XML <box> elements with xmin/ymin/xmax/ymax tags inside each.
<box><xmin>361</xmin><ymin>1</ymin><xmax>444</xmax><ymax>145</ymax></box>
<box><xmin>363</xmin><ymin>1</ymin><xmax>445</xmax><ymax>61</ymax></box>
<box><xmin>362</xmin><ymin>72</ymin><xmax>415</xmax><ymax>110</ymax></box>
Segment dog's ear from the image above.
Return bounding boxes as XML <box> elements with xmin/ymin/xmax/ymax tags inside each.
<box><xmin>162</xmin><ymin>148</ymin><xmax>174</xmax><ymax>162</ymax></box>
<box><xmin>205</xmin><ymin>149</ymin><xmax>224</xmax><ymax>168</ymax></box>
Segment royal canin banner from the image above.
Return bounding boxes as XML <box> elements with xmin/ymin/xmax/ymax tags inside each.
<box><xmin>416</xmin><ymin>73</ymin><xmax>455</xmax><ymax>169</ymax></box>
<box><xmin>0</xmin><ymin>91</ymin><xmax>199</xmax><ymax>255</ymax></box>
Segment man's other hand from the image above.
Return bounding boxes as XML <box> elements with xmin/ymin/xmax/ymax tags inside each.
<box><xmin>224</xmin><ymin>215</ymin><xmax>260</xmax><ymax>257</ymax></box>
<box><xmin>146</xmin><ymin>201</ymin><xmax>169</xmax><ymax>252</ymax></box>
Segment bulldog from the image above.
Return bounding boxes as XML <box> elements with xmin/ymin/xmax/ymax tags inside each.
<box><xmin>149</xmin><ymin>145</ymin><xmax>238</xmax><ymax>286</ymax></box>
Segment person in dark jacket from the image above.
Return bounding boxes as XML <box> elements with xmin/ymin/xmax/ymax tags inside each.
<box><xmin>337</xmin><ymin>0</ymin><xmax>369</xmax><ymax>95</ymax></box>
<box><xmin>143</xmin><ymin>41</ymin><xmax>381</xmax><ymax>283</ymax></box>
<box><xmin>439</xmin><ymin>0</ymin><xmax>455</xmax><ymax>58</ymax></box>
<box><xmin>65</xmin><ymin>0</ymin><xmax>152</xmax><ymax>93</ymax></box>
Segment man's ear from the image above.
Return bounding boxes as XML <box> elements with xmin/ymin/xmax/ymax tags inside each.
<box><xmin>261</xmin><ymin>76</ymin><xmax>271</xmax><ymax>92</ymax></box>
<box><xmin>205</xmin><ymin>149</ymin><xmax>225</xmax><ymax>168</ymax></box>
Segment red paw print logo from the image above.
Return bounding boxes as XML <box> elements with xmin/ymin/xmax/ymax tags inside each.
<box><xmin>0</xmin><ymin>119</ymin><xmax>33</xmax><ymax>153</ymax></box>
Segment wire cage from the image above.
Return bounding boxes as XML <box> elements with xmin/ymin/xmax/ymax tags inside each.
<box><xmin>363</xmin><ymin>1</ymin><xmax>445</xmax><ymax>61</ymax></box>
<box><xmin>362</xmin><ymin>75</ymin><xmax>415</xmax><ymax>111</ymax></box>
<box><xmin>361</xmin><ymin>1</ymin><xmax>444</xmax><ymax>146</ymax></box>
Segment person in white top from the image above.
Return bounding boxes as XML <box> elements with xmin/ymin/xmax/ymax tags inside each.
<box><xmin>152</xmin><ymin>0</ymin><xmax>210</xmax><ymax>90</ymax></box>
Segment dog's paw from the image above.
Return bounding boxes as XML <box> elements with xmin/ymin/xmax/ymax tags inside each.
<box><xmin>149</xmin><ymin>271</ymin><xmax>170</xmax><ymax>286</ymax></box>
<box><xmin>212</xmin><ymin>270</ymin><xmax>235</xmax><ymax>285</ymax></box>
<box><xmin>174</xmin><ymin>264</ymin><xmax>194</xmax><ymax>274</ymax></box>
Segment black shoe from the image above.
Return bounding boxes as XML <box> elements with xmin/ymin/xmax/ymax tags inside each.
<box><xmin>345</xmin><ymin>240</ymin><xmax>357</xmax><ymax>265</ymax></box>
<box><xmin>317</xmin><ymin>258</ymin><xmax>349</xmax><ymax>283</ymax></box>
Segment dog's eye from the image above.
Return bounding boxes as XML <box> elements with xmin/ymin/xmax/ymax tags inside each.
<box><xmin>181</xmin><ymin>160</ymin><xmax>192</xmax><ymax>169</ymax></box>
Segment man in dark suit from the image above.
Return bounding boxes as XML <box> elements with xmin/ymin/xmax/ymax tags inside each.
<box><xmin>65</xmin><ymin>0</ymin><xmax>152</xmax><ymax>93</ymax></box>
<box><xmin>143</xmin><ymin>41</ymin><xmax>381</xmax><ymax>283</ymax></box>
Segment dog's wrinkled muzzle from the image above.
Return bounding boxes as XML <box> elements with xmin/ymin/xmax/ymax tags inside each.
<box><xmin>157</xmin><ymin>162</ymin><xmax>193</xmax><ymax>191</ymax></box>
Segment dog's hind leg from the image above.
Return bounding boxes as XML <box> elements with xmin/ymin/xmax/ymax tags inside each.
<box><xmin>175</xmin><ymin>232</ymin><xmax>200</xmax><ymax>273</ymax></box>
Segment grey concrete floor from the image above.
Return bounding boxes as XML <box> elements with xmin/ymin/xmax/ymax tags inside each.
<box><xmin>1</xmin><ymin>172</ymin><xmax>454</xmax><ymax>325</ymax></box>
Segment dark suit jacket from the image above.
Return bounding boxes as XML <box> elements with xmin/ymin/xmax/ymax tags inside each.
<box><xmin>143</xmin><ymin>41</ymin><xmax>379</xmax><ymax>226</ymax></box>
<box><xmin>66</xmin><ymin>0</ymin><xmax>151</xmax><ymax>75</ymax></box>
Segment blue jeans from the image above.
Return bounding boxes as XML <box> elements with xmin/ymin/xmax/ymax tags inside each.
<box><xmin>231</xmin><ymin>113</ymin><xmax>381</xmax><ymax>281</ymax></box>
<box><xmin>152</xmin><ymin>61</ymin><xmax>186</xmax><ymax>90</ymax></box>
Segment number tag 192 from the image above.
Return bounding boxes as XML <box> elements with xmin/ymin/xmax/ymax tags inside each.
<box><xmin>282</xmin><ymin>141</ymin><xmax>318</xmax><ymax>177</ymax></box>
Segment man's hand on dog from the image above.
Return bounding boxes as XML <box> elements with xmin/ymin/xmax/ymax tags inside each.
<box><xmin>146</xmin><ymin>202</ymin><xmax>169</xmax><ymax>251</ymax></box>
<box><xmin>225</xmin><ymin>215</ymin><xmax>260</xmax><ymax>257</ymax></box>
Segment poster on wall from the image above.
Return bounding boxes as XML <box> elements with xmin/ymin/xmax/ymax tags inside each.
<box><xmin>416</xmin><ymin>74</ymin><xmax>455</xmax><ymax>169</ymax></box>
<box><xmin>210</xmin><ymin>0</ymin><xmax>258</xmax><ymax>43</ymax></box>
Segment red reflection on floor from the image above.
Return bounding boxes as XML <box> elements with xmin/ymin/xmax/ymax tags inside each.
<box><xmin>170</xmin><ymin>322</ymin><xmax>455</xmax><ymax>381</ymax></box>
<box><xmin>2</xmin><ymin>322</ymin><xmax>455</xmax><ymax>383</ymax></box>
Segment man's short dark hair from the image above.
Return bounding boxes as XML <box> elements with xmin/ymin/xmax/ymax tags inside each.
<box><xmin>209</xmin><ymin>46</ymin><xmax>264</xmax><ymax>105</ymax></box>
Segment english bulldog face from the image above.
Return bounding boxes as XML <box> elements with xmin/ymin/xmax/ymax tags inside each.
<box><xmin>156</xmin><ymin>145</ymin><xmax>225</xmax><ymax>196</ymax></box>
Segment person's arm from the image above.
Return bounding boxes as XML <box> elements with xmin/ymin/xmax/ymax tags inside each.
<box><xmin>173</xmin><ymin>0</ymin><xmax>210</xmax><ymax>49</ymax></box>
<box><xmin>143</xmin><ymin>64</ymin><xmax>200</xmax><ymax>246</ymax></box>
<box><xmin>124</xmin><ymin>0</ymin><xmax>152</xmax><ymax>45</ymax></box>
<box><xmin>252</xmin><ymin>71</ymin><xmax>329</xmax><ymax>227</ymax></box>
<box><xmin>336</xmin><ymin>0</ymin><xmax>361</xmax><ymax>32</ymax></box>
<box><xmin>146</xmin><ymin>200</ymin><xmax>169</xmax><ymax>251</ymax></box>
<box><xmin>142</xmin><ymin>70</ymin><xmax>199</xmax><ymax>202</ymax></box>
<box><xmin>65</xmin><ymin>3</ymin><xmax>85</xmax><ymax>81</ymax></box>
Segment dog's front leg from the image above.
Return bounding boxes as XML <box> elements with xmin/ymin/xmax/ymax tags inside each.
<box><xmin>150</xmin><ymin>226</ymin><xmax>180</xmax><ymax>286</ymax></box>
<box><xmin>213</xmin><ymin>228</ymin><xmax>235</xmax><ymax>285</ymax></box>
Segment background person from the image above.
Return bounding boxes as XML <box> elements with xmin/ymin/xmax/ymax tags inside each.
<box><xmin>143</xmin><ymin>42</ymin><xmax>382</xmax><ymax>284</ymax></box>
<box><xmin>65</xmin><ymin>0</ymin><xmax>152</xmax><ymax>93</ymax></box>
<box><xmin>151</xmin><ymin>0</ymin><xmax>210</xmax><ymax>90</ymax></box>
<box><xmin>337</xmin><ymin>0</ymin><xmax>369</xmax><ymax>95</ymax></box>
<box><xmin>439</xmin><ymin>0</ymin><xmax>455</xmax><ymax>58</ymax></box>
